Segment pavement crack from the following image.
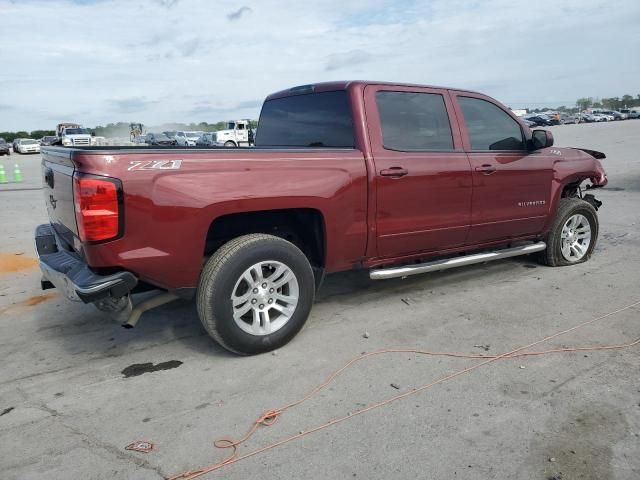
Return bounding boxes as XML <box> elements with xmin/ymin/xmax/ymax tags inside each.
<box><xmin>57</xmin><ymin>419</ymin><xmax>167</xmax><ymax>478</ymax></box>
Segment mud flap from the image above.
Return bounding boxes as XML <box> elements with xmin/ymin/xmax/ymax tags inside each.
<box><xmin>583</xmin><ymin>193</ymin><xmax>602</xmax><ymax>211</ymax></box>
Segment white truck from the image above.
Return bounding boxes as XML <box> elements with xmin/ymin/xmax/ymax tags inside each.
<box><xmin>214</xmin><ymin>120</ymin><xmax>252</xmax><ymax>147</ymax></box>
<box><xmin>56</xmin><ymin>123</ymin><xmax>94</xmax><ymax>147</ymax></box>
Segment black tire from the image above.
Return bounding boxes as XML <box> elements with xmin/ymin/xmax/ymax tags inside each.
<box><xmin>538</xmin><ymin>198</ymin><xmax>599</xmax><ymax>267</ymax></box>
<box><xmin>197</xmin><ymin>234</ymin><xmax>315</xmax><ymax>355</ymax></box>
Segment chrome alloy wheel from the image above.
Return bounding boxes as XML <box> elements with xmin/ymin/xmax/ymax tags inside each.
<box><xmin>560</xmin><ymin>214</ymin><xmax>591</xmax><ymax>262</ymax></box>
<box><xmin>231</xmin><ymin>261</ymin><xmax>299</xmax><ymax>336</ymax></box>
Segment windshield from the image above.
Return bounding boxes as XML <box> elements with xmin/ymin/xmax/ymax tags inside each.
<box><xmin>0</xmin><ymin>139</ymin><xmax>5</xmax><ymax>144</ymax></box>
<box><xmin>65</xmin><ymin>128</ymin><xmax>90</xmax><ymax>135</ymax></box>
<box><xmin>152</xmin><ymin>133</ymin><xmax>170</xmax><ymax>140</ymax></box>
<box><xmin>22</xmin><ymin>140</ymin><xmax>38</xmax><ymax>145</ymax></box>
<box><xmin>186</xmin><ymin>132</ymin><xmax>202</xmax><ymax>138</ymax></box>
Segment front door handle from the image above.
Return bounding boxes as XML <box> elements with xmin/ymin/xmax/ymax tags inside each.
<box><xmin>380</xmin><ymin>167</ymin><xmax>409</xmax><ymax>178</ymax></box>
<box><xmin>475</xmin><ymin>164</ymin><xmax>497</xmax><ymax>175</ymax></box>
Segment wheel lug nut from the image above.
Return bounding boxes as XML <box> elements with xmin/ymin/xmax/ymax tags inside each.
<box><xmin>262</xmin><ymin>283</ymin><xmax>267</xmax><ymax>288</ymax></box>
<box><xmin>259</xmin><ymin>304</ymin><xmax>265</xmax><ymax>309</ymax></box>
<box><xmin>251</xmin><ymin>299</ymin><xmax>257</xmax><ymax>304</ymax></box>
<box><xmin>253</xmin><ymin>288</ymin><xmax>258</xmax><ymax>294</ymax></box>
<box><xmin>268</xmin><ymin>299</ymin><xmax>273</xmax><ymax>304</ymax></box>
<box><xmin>269</xmin><ymin>288</ymin><xmax>274</xmax><ymax>293</ymax></box>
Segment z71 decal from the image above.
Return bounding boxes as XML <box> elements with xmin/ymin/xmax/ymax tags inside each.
<box><xmin>128</xmin><ymin>160</ymin><xmax>182</xmax><ymax>171</ymax></box>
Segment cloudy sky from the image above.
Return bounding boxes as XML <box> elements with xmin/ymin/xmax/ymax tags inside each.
<box><xmin>1</xmin><ymin>0</ymin><xmax>639</xmax><ymax>131</ymax></box>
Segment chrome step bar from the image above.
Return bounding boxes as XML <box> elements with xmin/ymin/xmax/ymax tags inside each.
<box><xmin>369</xmin><ymin>242</ymin><xmax>547</xmax><ymax>280</ymax></box>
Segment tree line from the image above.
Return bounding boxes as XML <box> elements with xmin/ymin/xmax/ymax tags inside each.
<box><xmin>0</xmin><ymin>130</ymin><xmax>56</xmax><ymax>143</ymax></box>
<box><xmin>575</xmin><ymin>94</ymin><xmax>640</xmax><ymax>112</ymax></box>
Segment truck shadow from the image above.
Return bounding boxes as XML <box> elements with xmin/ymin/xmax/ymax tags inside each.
<box><xmin>317</xmin><ymin>255</ymin><xmax>542</xmax><ymax>304</ymax></box>
<box><xmin>36</xmin><ymin>255</ymin><xmax>543</xmax><ymax>361</ymax></box>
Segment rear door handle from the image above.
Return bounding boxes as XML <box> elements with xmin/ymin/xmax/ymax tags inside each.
<box><xmin>380</xmin><ymin>167</ymin><xmax>409</xmax><ymax>177</ymax></box>
<box><xmin>475</xmin><ymin>164</ymin><xmax>497</xmax><ymax>175</ymax></box>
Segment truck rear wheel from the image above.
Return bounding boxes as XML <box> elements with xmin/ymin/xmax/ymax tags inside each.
<box><xmin>538</xmin><ymin>198</ymin><xmax>599</xmax><ymax>267</ymax></box>
<box><xmin>197</xmin><ymin>234</ymin><xmax>315</xmax><ymax>355</ymax></box>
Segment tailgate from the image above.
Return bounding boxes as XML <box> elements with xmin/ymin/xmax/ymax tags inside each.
<box><xmin>41</xmin><ymin>148</ymin><xmax>78</xmax><ymax>248</ymax></box>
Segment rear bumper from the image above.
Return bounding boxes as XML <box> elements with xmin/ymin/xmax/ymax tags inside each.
<box><xmin>35</xmin><ymin>224</ymin><xmax>137</xmax><ymax>303</ymax></box>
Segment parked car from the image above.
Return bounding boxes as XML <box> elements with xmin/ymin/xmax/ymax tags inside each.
<box><xmin>524</xmin><ymin>115</ymin><xmax>552</xmax><ymax>127</ymax></box>
<box><xmin>619</xmin><ymin>109</ymin><xmax>638</xmax><ymax>118</ymax></box>
<box><xmin>593</xmin><ymin>109</ymin><xmax>626</xmax><ymax>120</ymax></box>
<box><xmin>163</xmin><ymin>131</ymin><xmax>177</xmax><ymax>139</ymax></box>
<box><xmin>0</xmin><ymin>138</ymin><xmax>10</xmax><ymax>155</ymax></box>
<box><xmin>132</xmin><ymin>134</ymin><xmax>148</xmax><ymax>144</ymax></box>
<box><xmin>545</xmin><ymin>112</ymin><xmax>562</xmax><ymax>125</ymax></box>
<box><xmin>12</xmin><ymin>138</ymin><xmax>24</xmax><ymax>151</ymax></box>
<box><xmin>37</xmin><ymin>80</ymin><xmax>608</xmax><ymax>355</ymax></box>
<box><xmin>560</xmin><ymin>114</ymin><xmax>577</xmax><ymax>124</ymax></box>
<box><xmin>15</xmin><ymin>139</ymin><xmax>41</xmax><ymax>154</ymax></box>
<box><xmin>174</xmin><ymin>131</ymin><xmax>204</xmax><ymax>147</ymax></box>
<box><xmin>40</xmin><ymin>136</ymin><xmax>58</xmax><ymax>146</ymax></box>
<box><xmin>145</xmin><ymin>133</ymin><xmax>177</xmax><ymax>146</ymax></box>
<box><xmin>195</xmin><ymin>132</ymin><xmax>218</xmax><ymax>146</ymax></box>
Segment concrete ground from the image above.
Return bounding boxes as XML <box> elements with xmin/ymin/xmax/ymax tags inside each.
<box><xmin>1</xmin><ymin>121</ymin><xmax>639</xmax><ymax>480</ymax></box>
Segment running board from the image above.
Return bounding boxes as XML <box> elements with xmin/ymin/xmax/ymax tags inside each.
<box><xmin>369</xmin><ymin>242</ymin><xmax>547</xmax><ymax>280</ymax></box>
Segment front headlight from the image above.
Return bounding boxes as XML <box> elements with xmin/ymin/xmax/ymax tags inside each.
<box><xmin>62</xmin><ymin>139</ymin><xmax>72</xmax><ymax>146</ymax></box>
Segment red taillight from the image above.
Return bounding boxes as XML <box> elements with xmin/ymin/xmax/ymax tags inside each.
<box><xmin>73</xmin><ymin>175</ymin><xmax>121</xmax><ymax>242</ymax></box>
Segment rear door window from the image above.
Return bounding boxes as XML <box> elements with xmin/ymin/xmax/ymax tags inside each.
<box><xmin>458</xmin><ymin>96</ymin><xmax>525</xmax><ymax>151</ymax></box>
<box><xmin>376</xmin><ymin>91</ymin><xmax>454</xmax><ymax>151</ymax></box>
<box><xmin>256</xmin><ymin>90</ymin><xmax>354</xmax><ymax>148</ymax></box>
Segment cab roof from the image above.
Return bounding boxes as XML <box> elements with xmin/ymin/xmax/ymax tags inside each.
<box><xmin>265</xmin><ymin>80</ymin><xmax>482</xmax><ymax>101</ymax></box>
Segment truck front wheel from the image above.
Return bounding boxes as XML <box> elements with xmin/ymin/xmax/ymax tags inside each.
<box><xmin>538</xmin><ymin>198</ymin><xmax>599</xmax><ymax>266</ymax></box>
<box><xmin>197</xmin><ymin>234</ymin><xmax>315</xmax><ymax>355</ymax></box>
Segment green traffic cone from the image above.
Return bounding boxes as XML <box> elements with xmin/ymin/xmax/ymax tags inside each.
<box><xmin>0</xmin><ymin>165</ymin><xmax>7</xmax><ymax>184</ymax></box>
<box><xmin>13</xmin><ymin>164</ymin><xmax>23</xmax><ymax>183</ymax></box>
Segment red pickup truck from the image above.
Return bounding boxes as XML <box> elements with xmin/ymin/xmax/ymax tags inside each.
<box><xmin>37</xmin><ymin>81</ymin><xmax>607</xmax><ymax>354</ymax></box>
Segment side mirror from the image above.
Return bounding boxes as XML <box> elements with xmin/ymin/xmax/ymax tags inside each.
<box><xmin>531</xmin><ymin>129</ymin><xmax>553</xmax><ymax>150</ymax></box>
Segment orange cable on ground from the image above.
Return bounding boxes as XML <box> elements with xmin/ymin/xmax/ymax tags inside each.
<box><xmin>167</xmin><ymin>300</ymin><xmax>640</xmax><ymax>480</ymax></box>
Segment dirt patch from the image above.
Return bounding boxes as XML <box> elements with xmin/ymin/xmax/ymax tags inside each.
<box><xmin>0</xmin><ymin>293</ymin><xmax>57</xmax><ymax>314</ymax></box>
<box><xmin>0</xmin><ymin>253</ymin><xmax>38</xmax><ymax>274</ymax></box>
<box><xmin>22</xmin><ymin>293</ymin><xmax>57</xmax><ymax>306</ymax></box>
<box><xmin>528</xmin><ymin>402</ymin><xmax>629</xmax><ymax>480</ymax></box>
<box><xmin>121</xmin><ymin>360</ymin><xmax>183</xmax><ymax>378</ymax></box>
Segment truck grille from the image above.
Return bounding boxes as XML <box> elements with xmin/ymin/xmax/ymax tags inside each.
<box><xmin>72</xmin><ymin>138</ymin><xmax>91</xmax><ymax>146</ymax></box>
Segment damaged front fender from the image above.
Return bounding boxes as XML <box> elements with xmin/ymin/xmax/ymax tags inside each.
<box><xmin>582</xmin><ymin>193</ymin><xmax>603</xmax><ymax>211</ymax></box>
<box><xmin>571</xmin><ymin>147</ymin><xmax>606</xmax><ymax>160</ymax></box>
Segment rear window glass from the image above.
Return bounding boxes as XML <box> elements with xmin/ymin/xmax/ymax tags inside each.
<box><xmin>256</xmin><ymin>90</ymin><xmax>354</xmax><ymax>148</ymax></box>
<box><xmin>376</xmin><ymin>91</ymin><xmax>453</xmax><ymax>151</ymax></box>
